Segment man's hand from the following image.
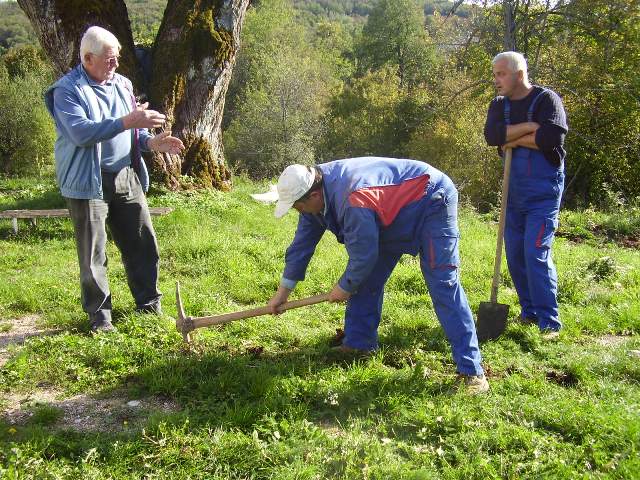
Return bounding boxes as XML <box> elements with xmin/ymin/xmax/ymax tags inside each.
<box><xmin>122</xmin><ymin>102</ymin><xmax>166</xmax><ymax>130</ymax></box>
<box><xmin>267</xmin><ymin>286</ymin><xmax>292</xmax><ymax>315</ymax></box>
<box><xmin>328</xmin><ymin>284</ymin><xmax>351</xmax><ymax>303</ymax></box>
<box><xmin>148</xmin><ymin>131</ymin><xmax>184</xmax><ymax>154</ymax></box>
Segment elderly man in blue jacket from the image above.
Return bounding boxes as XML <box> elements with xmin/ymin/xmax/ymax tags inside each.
<box><xmin>44</xmin><ymin>26</ymin><xmax>183</xmax><ymax>332</ymax></box>
<box><xmin>267</xmin><ymin>157</ymin><xmax>488</xmax><ymax>393</ymax></box>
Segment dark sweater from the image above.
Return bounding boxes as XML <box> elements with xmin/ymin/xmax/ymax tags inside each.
<box><xmin>484</xmin><ymin>86</ymin><xmax>568</xmax><ymax>166</ymax></box>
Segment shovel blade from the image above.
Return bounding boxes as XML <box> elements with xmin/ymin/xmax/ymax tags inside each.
<box><xmin>476</xmin><ymin>301</ymin><xmax>509</xmax><ymax>342</ymax></box>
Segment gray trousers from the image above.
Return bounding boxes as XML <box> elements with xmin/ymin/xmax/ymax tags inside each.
<box><xmin>66</xmin><ymin>166</ymin><xmax>161</xmax><ymax>323</ymax></box>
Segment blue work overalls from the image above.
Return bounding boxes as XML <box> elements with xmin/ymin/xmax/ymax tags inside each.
<box><xmin>343</xmin><ymin>175</ymin><xmax>483</xmax><ymax>375</ymax></box>
<box><xmin>503</xmin><ymin>92</ymin><xmax>564</xmax><ymax>331</ymax></box>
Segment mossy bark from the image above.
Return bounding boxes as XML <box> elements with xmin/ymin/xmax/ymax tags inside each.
<box><xmin>17</xmin><ymin>0</ymin><xmax>250</xmax><ymax>191</ymax></box>
<box><xmin>147</xmin><ymin>0</ymin><xmax>250</xmax><ymax>190</ymax></box>
<box><xmin>16</xmin><ymin>0</ymin><xmax>142</xmax><ymax>86</ymax></box>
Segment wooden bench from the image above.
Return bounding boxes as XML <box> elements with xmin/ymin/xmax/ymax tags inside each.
<box><xmin>0</xmin><ymin>207</ymin><xmax>174</xmax><ymax>233</ymax></box>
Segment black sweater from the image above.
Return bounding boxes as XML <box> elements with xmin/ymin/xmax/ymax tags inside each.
<box><xmin>484</xmin><ymin>86</ymin><xmax>568</xmax><ymax>166</ymax></box>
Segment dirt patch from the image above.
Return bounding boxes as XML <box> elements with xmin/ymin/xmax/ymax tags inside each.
<box><xmin>0</xmin><ymin>315</ymin><xmax>60</xmax><ymax>368</ymax></box>
<box><xmin>1</xmin><ymin>388</ymin><xmax>180</xmax><ymax>432</ymax></box>
<box><xmin>619</xmin><ymin>237</ymin><xmax>640</xmax><ymax>249</ymax></box>
<box><xmin>546</xmin><ymin>370</ymin><xmax>579</xmax><ymax>387</ymax></box>
<box><xmin>556</xmin><ymin>229</ymin><xmax>640</xmax><ymax>249</ymax></box>
<box><xmin>595</xmin><ymin>335</ymin><xmax>630</xmax><ymax>347</ymax></box>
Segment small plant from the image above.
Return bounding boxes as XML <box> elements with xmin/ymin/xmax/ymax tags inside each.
<box><xmin>0</xmin><ymin>322</ymin><xmax>12</xmax><ymax>333</ymax></box>
<box><xmin>586</xmin><ymin>256</ymin><xmax>617</xmax><ymax>281</ymax></box>
<box><xmin>28</xmin><ymin>403</ymin><xmax>63</xmax><ymax>426</ymax></box>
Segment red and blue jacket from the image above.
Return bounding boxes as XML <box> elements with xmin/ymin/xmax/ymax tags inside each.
<box><xmin>282</xmin><ymin>157</ymin><xmax>446</xmax><ymax>293</ymax></box>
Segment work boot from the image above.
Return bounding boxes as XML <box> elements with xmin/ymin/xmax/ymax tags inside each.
<box><xmin>89</xmin><ymin>311</ymin><xmax>116</xmax><ymax>333</ymax></box>
<box><xmin>457</xmin><ymin>373</ymin><xmax>490</xmax><ymax>395</ymax></box>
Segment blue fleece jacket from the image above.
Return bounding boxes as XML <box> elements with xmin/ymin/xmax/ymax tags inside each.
<box><xmin>44</xmin><ymin>65</ymin><xmax>152</xmax><ymax>199</ymax></box>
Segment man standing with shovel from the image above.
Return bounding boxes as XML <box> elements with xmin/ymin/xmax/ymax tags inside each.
<box><xmin>266</xmin><ymin>157</ymin><xmax>488</xmax><ymax>394</ymax></box>
<box><xmin>484</xmin><ymin>52</ymin><xmax>568</xmax><ymax>337</ymax></box>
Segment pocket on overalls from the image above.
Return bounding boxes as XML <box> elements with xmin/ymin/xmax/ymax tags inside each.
<box><xmin>427</xmin><ymin>227</ymin><xmax>460</xmax><ymax>270</ymax></box>
<box><xmin>535</xmin><ymin>217</ymin><xmax>558</xmax><ymax>249</ymax></box>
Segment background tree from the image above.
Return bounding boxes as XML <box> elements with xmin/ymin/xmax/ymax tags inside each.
<box><xmin>16</xmin><ymin>0</ymin><xmax>250</xmax><ymax>190</ymax></box>
<box><xmin>356</xmin><ymin>0</ymin><xmax>437</xmax><ymax>89</ymax></box>
<box><xmin>224</xmin><ymin>0</ymin><xmax>340</xmax><ymax>178</ymax></box>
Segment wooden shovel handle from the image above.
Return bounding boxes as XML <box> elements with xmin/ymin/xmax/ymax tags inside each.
<box><xmin>490</xmin><ymin>148</ymin><xmax>512</xmax><ymax>303</ymax></box>
<box><xmin>191</xmin><ymin>293</ymin><xmax>330</xmax><ymax>329</ymax></box>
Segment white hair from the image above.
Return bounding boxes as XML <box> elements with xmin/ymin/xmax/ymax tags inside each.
<box><xmin>493</xmin><ymin>51</ymin><xmax>529</xmax><ymax>83</ymax></box>
<box><xmin>80</xmin><ymin>26</ymin><xmax>121</xmax><ymax>63</ymax></box>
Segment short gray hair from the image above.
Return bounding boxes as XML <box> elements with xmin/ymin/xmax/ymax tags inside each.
<box><xmin>80</xmin><ymin>26</ymin><xmax>121</xmax><ymax>62</ymax></box>
<box><xmin>493</xmin><ymin>51</ymin><xmax>529</xmax><ymax>83</ymax></box>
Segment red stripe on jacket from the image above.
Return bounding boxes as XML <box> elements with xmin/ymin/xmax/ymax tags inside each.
<box><xmin>535</xmin><ymin>222</ymin><xmax>545</xmax><ymax>248</ymax></box>
<box><xmin>348</xmin><ymin>174</ymin><xmax>430</xmax><ymax>227</ymax></box>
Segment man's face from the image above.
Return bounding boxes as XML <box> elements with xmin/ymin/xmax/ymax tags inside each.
<box><xmin>84</xmin><ymin>45</ymin><xmax>120</xmax><ymax>84</ymax></box>
<box><xmin>492</xmin><ymin>58</ymin><xmax>521</xmax><ymax>97</ymax></box>
<box><xmin>293</xmin><ymin>190</ymin><xmax>324</xmax><ymax>215</ymax></box>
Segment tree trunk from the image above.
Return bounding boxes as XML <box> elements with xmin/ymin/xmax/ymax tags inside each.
<box><xmin>17</xmin><ymin>0</ymin><xmax>251</xmax><ymax>191</ymax></box>
<box><xmin>503</xmin><ymin>0</ymin><xmax>518</xmax><ymax>51</ymax></box>
<box><xmin>147</xmin><ymin>0</ymin><xmax>250</xmax><ymax>190</ymax></box>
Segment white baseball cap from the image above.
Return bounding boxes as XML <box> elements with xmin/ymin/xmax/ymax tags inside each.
<box><xmin>274</xmin><ymin>164</ymin><xmax>316</xmax><ymax>218</ymax></box>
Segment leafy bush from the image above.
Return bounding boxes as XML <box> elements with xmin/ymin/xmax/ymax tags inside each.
<box><xmin>405</xmin><ymin>94</ymin><xmax>502</xmax><ymax>210</ymax></box>
<box><xmin>0</xmin><ymin>46</ymin><xmax>55</xmax><ymax>175</ymax></box>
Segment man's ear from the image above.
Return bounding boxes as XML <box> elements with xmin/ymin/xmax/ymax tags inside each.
<box><xmin>310</xmin><ymin>189</ymin><xmax>322</xmax><ymax>201</ymax></box>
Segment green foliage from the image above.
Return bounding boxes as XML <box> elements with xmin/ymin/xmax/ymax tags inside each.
<box><xmin>0</xmin><ymin>1</ymin><xmax>36</xmax><ymax>55</ymax></box>
<box><xmin>125</xmin><ymin>0</ymin><xmax>167</xmax><ymax>45</ymax></box>
<box><xmin>225</xmin><ymin>0</ymin><xmax>340</xmax><ymax>178</ymax></box>
<box><xmin>323</xmin><ymin>67</ymin><xmax>407</xmax><ymax>158</ymax></box>
<box><xmin>544</xmin><ymin>0</ymin><xmax>640</xmax><ymax>207</ymax></box>
<box><xmin>405</xmin><ymin>88</ymin><xmax>501</xmax><ymax>209</ymax></box>
<box><xmin>356</xmin><ymin>0</ymin><xmax>437</xmax><ymax>89</ymax></box>
<box><xmin>0</xmin><ymin>47</ymin><xmax>55</xmax><ymax>176</ymax></box>
<box><xmin>586</xmin><ymin>256</ymin><xmax>617</xmax><ymax>282</ymax></box>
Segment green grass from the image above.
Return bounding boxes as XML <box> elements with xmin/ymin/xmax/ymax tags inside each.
<box><xmin>0</xmin><ymin>175</ymin><xmax>639</xmax><ymax>479</ymax></box>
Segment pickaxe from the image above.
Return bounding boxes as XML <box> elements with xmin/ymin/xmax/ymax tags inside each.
<box><xmin>175</xmin><ymin>282</ymin><xmax>330</xmax><ymax>342</ymax></box>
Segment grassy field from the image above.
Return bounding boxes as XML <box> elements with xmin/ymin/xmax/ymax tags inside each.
<box><xmin>0</xmin><ymin>175</ymin><xmax>639</xmax><ymax>479</ymax></box>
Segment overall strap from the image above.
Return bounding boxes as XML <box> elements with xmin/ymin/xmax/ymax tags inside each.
<box><xmin>527</xmin><ymin>88</ymin><xmax>548</xmax><ymax>122</ymax></box>
<box><xmin>503</xmin><ymin>97</ymin><xmax>511</xmax><ymax>125</ymax></box>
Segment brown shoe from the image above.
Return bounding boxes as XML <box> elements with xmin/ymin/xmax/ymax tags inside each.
<box><xmin>457</xmin><ymin>373</ymin><xmax>490</xmax><ymax>395</ymax></box>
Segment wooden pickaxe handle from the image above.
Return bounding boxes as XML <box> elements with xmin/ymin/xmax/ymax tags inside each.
<box><xmin>176</xmin><ymin>282</ymin><xmax>330</xmax><ymax>342</ymax></box>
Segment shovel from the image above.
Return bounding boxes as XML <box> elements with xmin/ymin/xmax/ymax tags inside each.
<box><xmin>477</xmin><ymin>147</ymin><xmax>512</xmax><ymax>341</ymax></box>
<box><xmin>175</xmin><ymin>282</ymin><xmax>330</xmax><ymax>342</ymax></box>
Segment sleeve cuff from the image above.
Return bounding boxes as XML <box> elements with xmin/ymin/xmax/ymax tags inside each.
<box><xmin>338</xmin><ymin>276</ymin><xmax>357</xmax><ymax>294</ymax></box>
<box><xmin>140</xmin><ymin>133</ymin><xmax>150</xmax><ymax>152</ymax></box>
<box><xmin>280</xmin><ymin>277</ymin><xmax>298</xmax><ymax>290</ymax></box>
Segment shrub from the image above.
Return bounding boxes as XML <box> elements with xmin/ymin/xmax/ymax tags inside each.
<box><xmin>0</xmin><ymin>47</ymin><xmax>55</xmax><ymax>175</ymax></box>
